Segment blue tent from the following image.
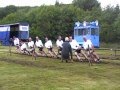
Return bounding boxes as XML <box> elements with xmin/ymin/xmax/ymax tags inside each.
<box><xmin>0</xmin><ymin>23</ymin><xmax>29</xmax><ymax>45</ymax></box>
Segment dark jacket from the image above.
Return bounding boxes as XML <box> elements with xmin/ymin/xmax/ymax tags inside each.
<box><xmin>61</xmin><ymin>41</ymin><xmax>72</xmax><ymax>59</ymax></box>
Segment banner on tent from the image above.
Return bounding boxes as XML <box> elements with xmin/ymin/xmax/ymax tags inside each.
<box><xmin>19</xmin><ymin>25</ymin><xmax>29</xmax><ymax>31</ymax></box>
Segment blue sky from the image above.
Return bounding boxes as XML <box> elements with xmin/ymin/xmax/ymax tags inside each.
<box><xmin>0</xmin><ymin>0</ymin><xmax>119</xmax><ymax>8</ymax></box>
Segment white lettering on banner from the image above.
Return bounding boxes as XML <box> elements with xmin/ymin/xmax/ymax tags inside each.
<box><xmin>0</xmin><ymin>26</ymin><xmax>10</xmax><ymax>32</ymax></box>
<box><xmin>19</xmin><ymin>25</ymin><xmax>29</xmax><ymax>31</ymax></box>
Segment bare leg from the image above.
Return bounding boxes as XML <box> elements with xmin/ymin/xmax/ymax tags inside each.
<box><xmin>61</xmin><ymin>57</ymin><xmax>63</xmax><ymax>62</ymax></box>
<box><xmin>48</xmin><ymin>51</ymin><xmax>54</xmax><ymax>57</ymax></box>
<box><xmin>42</xmin><ymin>50</ymin><xmax>48</xmax><ymax>57</ymax></box>
<box><xmin>74</xmin><ymin>52</ymin><xmax>81</xmax><ymax>61</ymax></box>
<box><xmin>52</xmin><ymin>50</ymin><xmax>57</xmax><ymax>58</ymax></box>
<box><xmin>33</xmin><ymin>50</ymin><xmax>38</xmax><ymax>60</ymax></box>
<box><xmin>92</xmin><ymin>52</ymin><xmax>100</xmax><ymax>62</ymax></box>
<box><xmin>81</xmin><ymin>50</ymin><xmax>89</xmax><ymax>60</ymax></box>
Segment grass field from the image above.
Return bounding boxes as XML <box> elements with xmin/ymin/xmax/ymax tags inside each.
<box><xmin>0</xmin><ymin>46</ymin><xmax>120</xmax><ymax>90</ymax></box>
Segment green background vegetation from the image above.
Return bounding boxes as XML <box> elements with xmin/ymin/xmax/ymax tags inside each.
<box><xmin>0</xmin><ymin>0</ymin><xmax>120</xmax><ymax>42</ymax></box>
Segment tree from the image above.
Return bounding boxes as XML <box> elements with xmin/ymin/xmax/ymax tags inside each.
<box><xmin>99</xmin><ymin>5</ymin><xmax>120</xmax><ymax>42</ymax></box>
<box><xmin>55</xmin><ymin>0</ymin><xmax>60</xmax><ymax>6</ymax></box>
<box><xmin>72</xmin><ymin>0</ymin><xmax>100</xmax><ymax>11</ymax></box>
<box><xmin>0</xmin><ymin>5</ymin><xmax>17</xmax><ymax>19</ymax></box>
<box><xmin>113</xmin><ymin>14</ymin><xmax>120</xmax><ymax>42</ymax></box>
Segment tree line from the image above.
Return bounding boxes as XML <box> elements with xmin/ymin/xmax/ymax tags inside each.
<box><xmin>0</xmin><ymin>0</ymin><xmax>120</xmax><ymax>43</ymax></box>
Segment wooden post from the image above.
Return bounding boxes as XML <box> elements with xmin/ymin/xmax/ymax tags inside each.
<box><xmin>88</xmin><ymin>45</ymin><xmax>92</xmax><ymax>66</ymax></box>
<box><xmin>114</xmin><ymin>49</ymin><xmax>116</xmax><ymax>56</ymax></box>
<box><xmin>9</xmin><ymin>44</ymin><xmax>11</xmax><ymax>56</ymax></box>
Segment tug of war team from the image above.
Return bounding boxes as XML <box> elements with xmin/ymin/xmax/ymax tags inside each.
<box><xmin>12</xmin><ymin>35</ymin><xmax>100</xmax><ymax>63</ymax></box>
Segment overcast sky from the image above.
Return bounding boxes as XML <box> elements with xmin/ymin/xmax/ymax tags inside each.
<box><xmin>0</xmin><ymin>0</ymin><xmax>120</xmax><ymax>8</ymax></box>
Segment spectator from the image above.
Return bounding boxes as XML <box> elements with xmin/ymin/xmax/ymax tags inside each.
<box><xmin>13</xmin><ymin>36</ymin><xmax>20</xmax><ymax>52</ymax></box>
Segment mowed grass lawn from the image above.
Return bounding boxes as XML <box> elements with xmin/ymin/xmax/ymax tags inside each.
<box><xmin>0</xmin><ymin>46</ymin><xmax>120</xmax><ymax>90</ymax></box>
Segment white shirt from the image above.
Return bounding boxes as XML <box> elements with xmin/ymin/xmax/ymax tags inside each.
<box><xmin>69</xmin><ymin>39</ymin><xmax>80</xmax><ymax>50</ymax></box>
<box><xmin>20</xmin><ymin>43</ymin><xmax>27</xmax><ymax>50</ymax></box>
<box><xmin>45</xmin><ymin>40</ymin><xmax>52</xmax><ymax>48</ymax></box>
<box><xmin>56</xmin><ymin>39</ymin><xmax>63</xmax><ymax>48</ymax></box>
<box><xmin>83</xmin><ymin>39</ymin><xmax>93</xmax><ymax>50</ymax></box>
<box><xmin>14</xmin><ymin>38</ymin><xmax>19</xmax><ymax>46</ymax></box>
<box><xmin>35</xmin><ymin>40</ymin><xmax>43</xmax><ymax>47</ymax></box>
<box><xmin>28</xmin><ymin>41</ymin><xmax>34</xmax><ymax>48</ymax></box>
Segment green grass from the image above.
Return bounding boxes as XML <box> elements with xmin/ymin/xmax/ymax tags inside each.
<box><xmin>100</xmin><ymin>42</ymin><xmax>120</xmax><ymax>49</ymax></box>
<box><xmin>0</xmin><ymin>46</ymin><xmax>120</xmax><ymax>90</ymax></box>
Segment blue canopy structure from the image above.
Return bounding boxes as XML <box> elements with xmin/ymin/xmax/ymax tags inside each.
<box><xmin>0</xmin><ymin>22</ymin><xmax>29</xmax><ymax>45</ymax></box>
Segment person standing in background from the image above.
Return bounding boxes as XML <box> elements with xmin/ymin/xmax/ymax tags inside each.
<box><xmin>13</xmin><ymin>36</ymin><xmax>20</xmax><ymax>52</ymax></box>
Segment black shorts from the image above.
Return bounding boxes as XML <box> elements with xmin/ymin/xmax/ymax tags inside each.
<box><xmin>22</xmin><ymin>48</ymin><xmax>27</xmax><ymax>51</ymax></box>
<box><xmin>86</xmin><ymin>49</ymin><xmax>92</xmax><ymax>51</ymax></box>
<box><xmin>86</xmin><ymin>49</ymin><xmax>94</xmax><ymax>53</ymax></box>
<box><xmin>29</xmin><ymin>47</ymin><xmax>35</xmax><ymax>52</ymax></box>
<box><xmin>22</xmin><ymin>48</ymin><xmax>27</xmax><ymax>53</ymax></box>
<box><xmin>58</xmin><ymin>47</ymin><xmax>62</xmax><ymax>51</ymax></box>
<box><xmin>15</xmin><ymin>44</ymin><xmax>19</xmax><ymax>49</ymax></box>
<box><xmin>15</xmin><ymin>44</ymin><xmax>19</xmax><ymax>46</ymax></box>
<box><xmin>38</xmin><ymin>47</ymin><xmax>43</xmax><ymax>51</ymax></box>
<box><xmin>75</xmin><ymin>49</ymin><xmax>81</xmax><ymax>53</ymax></box>
<box><xmin>48</xmin><ymin>48</ymin><xmax>53</xmax><ymax>52</ymax></box>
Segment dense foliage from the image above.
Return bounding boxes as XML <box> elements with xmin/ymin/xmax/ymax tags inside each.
<box><xmin>0</xmin><ymin>0</ymin><xmax>120</xmax><ymax>42</ymax></box>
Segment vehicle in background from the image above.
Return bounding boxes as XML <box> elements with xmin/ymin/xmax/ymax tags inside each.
<box><xmin>74</xmin><ymin>20</ymin><xmax>100</xmax><ymax>48</ymax></box>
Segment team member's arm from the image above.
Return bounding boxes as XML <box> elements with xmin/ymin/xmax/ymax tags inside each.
<box><xmin>89</xmin><ymin>40</ymin><xmax>94</xmax><ymax>51</ymax></box>
<box><xmin>56</xmin><ymin>40</ymin><xmax>58</xmax><ymax>47</ymax></box>
<box><xmin>39</xmin><ymin>40</ymin><xmax>43</xmax><ymax>47</ymax></box>
<box><xmin>49</xmin><ymin>40</ymin><xmax>52</xmax><ymax>48</ymax></box>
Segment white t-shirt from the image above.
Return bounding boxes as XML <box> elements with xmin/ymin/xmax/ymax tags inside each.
<box><xmin>20</xmin><ymin>43</ymin><xmax>27</xmax><ymax>50</ymax></box>
<box><xmin>35</xmin><ymin>40</ymin><xmax>43</xmax><ymax>47</ymax></box>
<box><xmin>69</xmin><ymin>39</ymin><xmax>80</xmax><ymax>50</ymax></box>
<box><xmin>14</xmin><ymin>38</ymin><xmax>19</xmax><ymax>46</ymax></box>
<box><xmin>45</xmin><ymin>40</ymin><xmax>52</xmax><ymax>48</ymax></box>
<box><xmin>83</xmin><ymin>39</ymin><xmax>93</xmax><ymax>50</ymax></box>
<box><xmin>28</xmin><ymin>41</ymin><xmax>34</xmax><ymax>48</ymax></box>
<box><xmin>56</xmin><ymin>39</ymin><xmax>63</xmax><ymax>48</ymax></box>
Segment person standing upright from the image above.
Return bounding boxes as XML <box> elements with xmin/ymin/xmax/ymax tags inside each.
<box><xmin>13</xmin><ymin>36</ymin><xmax>20</xmax><ymax>52</ymax></box>
<box><xmin>61</xmin><ymin>37</ymin><xmax>73</xmax><ymax>62</ymax></box>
